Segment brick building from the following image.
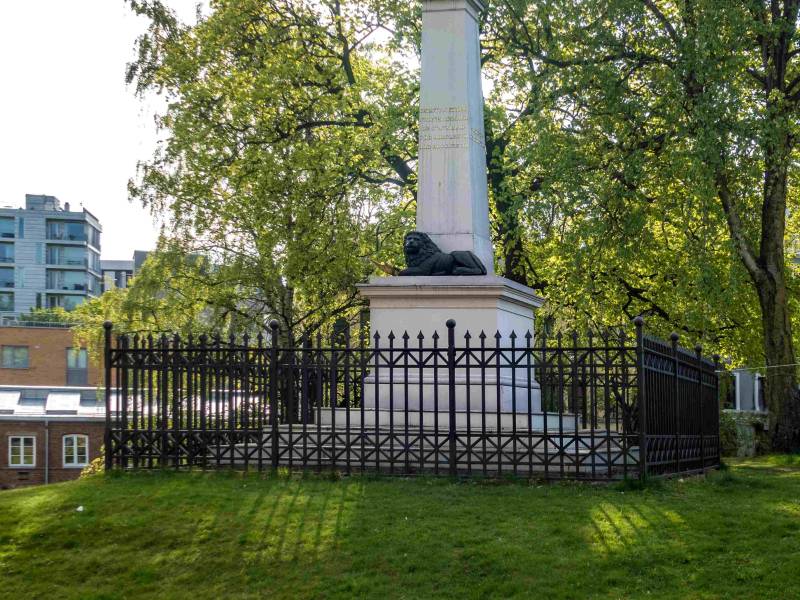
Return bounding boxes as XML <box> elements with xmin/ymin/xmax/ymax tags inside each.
<box><xmin>0</xmin><ymin>193</ymin><xmax>103</xmax><ymax>317</ymax></box>
<box><xmin>0</xmin><ymin>386</ymin><xmax>105</xmax><ymax>488</ymax></box>
<box><xmin>0</xmin><ymin>320</ymin><xmax>100</xmax><ymax>386</ymax></box>
<box><xmin>0</xmin><ymin>320</ymin><xmax>106</xmax><ymax>488</ymax></box>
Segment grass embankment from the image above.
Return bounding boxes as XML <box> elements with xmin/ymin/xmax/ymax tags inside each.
<box><xmin>1</xmin><ymin>457</ymin><xmax>799</xmax><ymax>599</ymax></box>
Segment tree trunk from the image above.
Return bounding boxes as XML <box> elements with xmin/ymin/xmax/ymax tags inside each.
<box><xmin>757</xmin><ymin>270</ymin><xmax>800</xmax><ymax>451</ymax></box>
<box><xmin>757</xmin><ymin>108</ymin><xmax>800</xmax><ymax>451</ymax></box>
<box><xmin>718</xmin><ymin>79</ymin><xmax>800</xmax><ymax>451</ymax></box>
<box><xmin>495</xmin><ymin>194</ymin><xmax>527</xmax><ymax>285</ymax></box>
<box><xmin>486</xmin><ymin>129</ymin><xmax>528</xmax><ymax>286</ymax></box>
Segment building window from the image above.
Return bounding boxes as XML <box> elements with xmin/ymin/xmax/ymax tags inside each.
<box><xmin>85</xmin><ymin>274</ymin><xmax>102</xmax><ymax>295</ymax></box>
<box><xmin>47</xmin><ymin>269</ymin><xmax>88</xmax><ymax>291</ymax></box>
<box><xmin>88</xmin><ymin>250</ymin><xmax>100</xmax><ymax>273</ymax></box>
<box><xmin>66</xmin><ymin>348</ymin><xmax>88</xmax><ymax>369</ymax></box>
<box><xmin>63</xmin><ymin>434</ymin><xmax>89</xmax><ymax>467</ymax></box>
<box><xmin>46</xmin><ymin>294</ymin><xmax>85</xmax><ymax>311</ymax></box>
<box><xmin>0</xmin><ymin>292</ymin><xmax>13</xmax><ymax>311</ymax></box>
<box><xmin>0</xmin><ymin>218</ymin><xmax>14</xmax><ymax>239</ymax></box>
<box><xmin>46</xmin><ymin>245</ymin><xmax>87</xmax><ymax>266</ymax></box>
<box><xmin>0</xmin><ymin>268</ymin><xmax>12</xmax><ymax>288</ymax></box>
<box><xmin>18</xmin><ymin>218</ymin><xmax>24</xmax><ymax>239</ymax></box>
<box><xmin>0</xmin><ymin>243</ymin><xmax>13</xmax><ymax>263</ymax></box>
<box><xmin>46</xmin><ymin>220</ymin><xmax>87</xmax><ymax>242</ymax></box>
<box><xmin>88</xmin><ymin>226</ymin><xmax>101</xmax><ymax>249</ymax></box>
<box><xmin>9</xmin><ymin>436</ymin><xmax>36</xmax><ymax>467</ymax></box>
<box><xmin>1</xmin><ymin>346</ymin><xmax>29</xmax><ymax>368</ymax></box>
<box><xmin>66</xmin><ymin>348</ymin><xmax>89</xmax><ymax>385</ymax></box>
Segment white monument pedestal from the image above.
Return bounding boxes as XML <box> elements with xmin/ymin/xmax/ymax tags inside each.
<box><xmin>351</xmin><ymin>1</ymin><xmax>556</xmax><ymax>429</ymax></box>
<box><xmin>358</xmin><ymin>275</ymin><xmax>545</xmax><ymax>416</ymax></box>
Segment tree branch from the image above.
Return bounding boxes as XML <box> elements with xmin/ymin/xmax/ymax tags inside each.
<box><xmin>715</xmin><ymin>170</ymin><xmax>763</xmax><ymax>282</ymax></box>
<box><xmin>641</xmin><ymin>0</ymin><xmax>681</xmax><ymax>45</ymax></box>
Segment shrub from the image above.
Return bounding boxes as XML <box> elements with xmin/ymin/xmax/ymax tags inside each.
<box><xmin>80</xmin><ymin>455</ymin><xmax>105</xmax><ymax>478</ymax></box>
<box><xmin>719</xmin><ymin>410</ymin><xmax>770</xmax><ymax>457</ymax></box>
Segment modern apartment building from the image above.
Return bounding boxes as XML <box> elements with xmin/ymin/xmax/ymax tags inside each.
<box><xmin>100</xmin><ymin>250</ymin><xmax>149</xmax><ymax>292</ymax></box>
<box><xmin>0</xmin><ymin>194</ymin><xmax>102</xmax><ymax>316</ymax></box>
<box><xmin>100</xmin><ymin>259</ymin><xmax>134</xmax><ymax>291</ymax></box>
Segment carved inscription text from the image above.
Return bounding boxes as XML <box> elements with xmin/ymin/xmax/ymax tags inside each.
<box><xmin>419</xmin><ymin>106</ymin><xmax>484</xmax><ymax>150</ymax></box>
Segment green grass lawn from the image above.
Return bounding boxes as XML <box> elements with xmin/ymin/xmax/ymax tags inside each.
<box><xmin>1</xmin><ymin>458</ymin><xmax>799</xmax><ymax>599</ymax></box>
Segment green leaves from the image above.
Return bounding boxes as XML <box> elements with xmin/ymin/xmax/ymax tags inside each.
<box><xmin>108</xmin><ymin>0</ymin><xmax>799</xmax><ymax>373</ymax></box>
<box><xmin>117</xmin><ymin>0</ymin><xmax>420</xmax><ymax>336</ymax></box>
<box><xmin>486</xmin><ymin>0</ymin><xmax>798</xmax><ymax>365</ymax></box>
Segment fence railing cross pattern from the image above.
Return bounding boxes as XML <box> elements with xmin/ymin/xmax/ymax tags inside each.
<box><xmin>104</xmin><ymin>318</ymin><xmax>720</xmax><ymax>480</ymax></box>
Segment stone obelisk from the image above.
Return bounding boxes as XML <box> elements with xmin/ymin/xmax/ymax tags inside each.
<box><xmin>356</xmin><ymin>0</ymin><xmax>545</xmax><ymax>416</ymax></box>
<box><xmin>416</xmin><ymin>0</ymin><xmax>494</xmax><ymax>273</ymax></box>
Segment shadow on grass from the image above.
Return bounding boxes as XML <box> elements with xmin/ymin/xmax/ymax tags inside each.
<box><xmin>0</xmin><ymin>458</ymin><xmax>798</xmax><ymax>599</ymax></box>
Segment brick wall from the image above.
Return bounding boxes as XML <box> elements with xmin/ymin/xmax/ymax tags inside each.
<box><xmin>0</xmin><ymin>326</ymin><xmax>100</xmax><ymax>386</ymax></box>
<box><xmin>0</xmin><ymin>420</ymin><xmax>105</xmax><ymax>489</ymax></box>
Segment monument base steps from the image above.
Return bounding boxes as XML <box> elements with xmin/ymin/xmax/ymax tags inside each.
<box><xmin>211</xmin><ymin>424</ymin><xmax>639</xmax><ymax>477</ymax></box>
<box><xmin>318</xmin><ymin>407</ymin><xmax>575</xmax><ymax>432</ymax></box>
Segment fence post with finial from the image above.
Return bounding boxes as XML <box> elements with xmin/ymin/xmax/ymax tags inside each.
<box><xmin>695</xmin><ymin>343</ymin><xmax>704</xmax><ymax>472</ymax></box>
<box><xmin>121</xmin><ymin>333</ymin><xmax>130</xmax><ymax>470</ymax></box>
<box><xmin>634</xmin><ymin>316</ymin><xmax>647</xmax><ymax>480</ymax></box>
<box><xmin>713</xmin><ymin>353</ymin><xmax>721</xmax><ymax>468</ymax></box>
<box><xmin>446</xmin><ymin>319</ymin><xmax>457</xmax><ymax>477</ymax></box>
<box><xmin>269</xmin><ymin>320</ymin><xmax>280</xmax><ymax>469</ymax></box>
<box><xmin>670</xmin><ymin>332</ymin><xmax>680</xmax><ymax>474</ymax></box>
<box><xmin>104</xmin><ymin>321</ymin><xmax>113</xmax><ymax>472</ymax></box>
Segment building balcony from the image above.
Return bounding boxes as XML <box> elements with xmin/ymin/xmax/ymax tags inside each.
<box><xmin>46</xmin><ymin>232</ymin><xmax>88</xmax><ymax>242</ymax></box>
<box><xmin>45</xmin><ymin>260</ymin><xmax>88</xmax><ymax>269</ymax></box>
<box><xmin>46</xmin><ymin>285</ymin><xmax>88</xmax><ymax>293</ymax></box>
<box><xmin>45</xmin><ymin>294</ymin><xmax>87</xmax><ymax>311</ymax></box>
<box><xmin>45</xmin><ymin>238</ymin><xmax>89</xmax><ymax>248</ymax></box>
<box><xmin>46</xmin><ymin>255</ymin><xmax>101</xmax><ymax>273</ymax></box>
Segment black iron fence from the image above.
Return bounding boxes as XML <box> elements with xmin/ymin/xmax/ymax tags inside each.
<box><xmin>104</xmin><ymin>318</ymin><xmax>720</xmax><ymax>480</ymax></box>
<box><xmin>640</xmin><ymin>334</ymin><xmax>721</xmax><ymax>475</ymax></box>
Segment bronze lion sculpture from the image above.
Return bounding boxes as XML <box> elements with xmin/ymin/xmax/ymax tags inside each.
<box><xmin>399</xmin><ymin>231</ymin><xmax>487</xmax><ymax>276</ymax></box>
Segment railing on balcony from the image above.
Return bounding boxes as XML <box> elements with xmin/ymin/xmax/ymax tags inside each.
<box><xmin>46</xmin><ymin>257</ymin><xmax>87</xmax><ymax>267</ymax></box>
<box><xmin>48</xmin><ymin>233</ymin><xmax>88</xmax><ymax>242</ymax></box>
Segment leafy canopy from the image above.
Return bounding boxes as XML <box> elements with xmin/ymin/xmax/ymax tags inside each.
<box><xmin>83</xmin><ymin>0</ymin><xmax>800</xmax><ymax>373</ymax></box>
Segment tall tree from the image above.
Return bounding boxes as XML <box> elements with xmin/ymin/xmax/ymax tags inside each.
<box><xmin>492</xmin><ymin>0</ymin><xmax>800</xmax><ymax>449</ymax></box>
<box><xmin>125</xmin><ymin>0</ymin><xmax>419</xmax><ymax>333</ymax></box>
<box><xmin>122</xmin><ymin>0</ymin><xmax>799</xmax><ymax>449</ymax></box>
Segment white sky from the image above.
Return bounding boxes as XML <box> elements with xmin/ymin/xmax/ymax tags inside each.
<box><xmin>0</xmin><ymin>0</ymin><xmax>202</xmax><ymax>260</ymax></box>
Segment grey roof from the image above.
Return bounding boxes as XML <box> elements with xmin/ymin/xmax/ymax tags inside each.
<box><xmin>0</xmin><ymin>385</ymin><xmax>259</xmax><ymax>421</ymax></box>
<box><xmin>0</xmin><ymin>386</ymin><xmax>104</xmax><ymax>420</ymax></box>
<box><xmin>46</xmin><ymin>392</ymin><xmax>82</xmax><ymax>413</ymax></box>
<box><xmin>0</xmin><ymin>391</ymin><xmax>19</xmax><ymax>413</ymax></box>
<box><xmin>100</xmin><ymin>259</ymin><xmax>135</xmax><ymax>271</ymax></box>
